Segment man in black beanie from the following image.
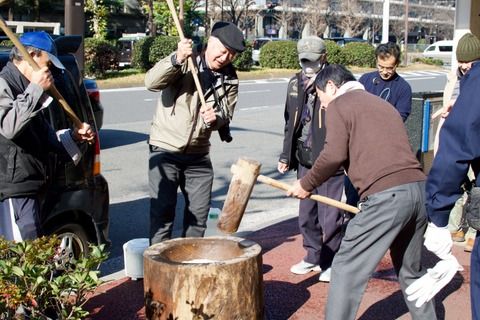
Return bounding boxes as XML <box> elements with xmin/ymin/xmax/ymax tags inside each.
<box><xmin>145</xmin><ymin>22</ymin><xmax>245</xmax><ymax>244</ymax></box>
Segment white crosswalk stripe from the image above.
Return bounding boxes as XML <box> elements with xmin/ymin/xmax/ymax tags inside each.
<box><xmin>352</xmin><ymin>70</ymin><xmax>449</xmax><ymax>80</ymax></box>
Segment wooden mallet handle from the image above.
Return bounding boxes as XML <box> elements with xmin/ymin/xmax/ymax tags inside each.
<box><xmin>0</xmin><ymin>17</ymin><xmax>82</xmax><ymax>128</ymax></box>
<box><xmin>257</xmin><ymin>175</ymin><xmax>360</xmax><ymax>214</ymax></box>
<box><xmin>165</xmin><ymin>0</ymin><xmax>208</xmax><ymax>113</ymax></box>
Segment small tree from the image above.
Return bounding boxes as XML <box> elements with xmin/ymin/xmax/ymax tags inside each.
<box><xmin>0</xmin><ymin>236</ymin><xmax>108</xmax><ymax>319</ymax></box>
<box><xmin>338</xmin><ymin>0</ymin><xmax>365</xmax><ymax>37</ymax></box>
<box><xmin>301</xmin><ymin>0</ymin><xmax>332</xmax><ymax>37</ymax></box>
<box><xmin>85</xmin><ymin>0</ymin><xmax>109</xmax><ymax>39</ymax></box>
<box><xmin>138</xmin><ymin>0</ymin><xmax>201</xmax><ymax>37</ymax></box>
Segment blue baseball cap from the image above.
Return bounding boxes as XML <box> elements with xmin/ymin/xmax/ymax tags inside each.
<box><xmin>19</xmin><ymin>31</ymin><xmax>64</xmax><ymax>69</ymax></box>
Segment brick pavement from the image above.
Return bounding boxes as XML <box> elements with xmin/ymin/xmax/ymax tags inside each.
<box><xmin>85</xmin><ymin>217</ymin><xmax>472</xmax><ymax>320</ymax></box>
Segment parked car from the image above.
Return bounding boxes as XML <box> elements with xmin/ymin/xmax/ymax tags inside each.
<box><xmin>423</xmin><ymin>40</ymin><xmax>453</xmax><ymax>64</ymax></box>
<box><xmin>325</xmin><ymin>37</ymin><xmax>368</xmax><ymax>47</ymax></box>
<box><xmin>252</xmin><ymin>37</ymin><xmax>282</xmax><ymax>65</ymax></box>
<box><xmin>0</xmin><ymin>35</ymin><xmax>110</xmax><ymax>267</ymax></box>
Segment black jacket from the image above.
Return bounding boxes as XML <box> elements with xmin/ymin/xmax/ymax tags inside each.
<box><xmin>279</xmin><ymin>72</ymin><xmax>327</xmax><ymax>171</ymax></box>
<box><xmin>0</xmin><ymin>62</ymin><xmax>66</xmax><ymax>200</ymax></box>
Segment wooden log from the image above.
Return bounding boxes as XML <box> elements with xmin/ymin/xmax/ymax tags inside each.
<box><xmin>218</xmin><ymin>158</ymin><xmax>262</xmax><ymax>234</ymax></box>
<box><xmin>144</xmin><ymin>236</ymin><xmax>264</xmax><ymax>320</ymax></box>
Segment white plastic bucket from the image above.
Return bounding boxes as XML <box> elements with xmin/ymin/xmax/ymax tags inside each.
<box><xmin>123</xmin><ymin>238</ymin><xmax>149</xmax><ymax>280</ymax></box>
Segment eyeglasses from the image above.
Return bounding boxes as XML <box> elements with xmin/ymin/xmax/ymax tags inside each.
<box><xmin>377</xmin><ymin>64</ymin><xmax>396</xmax><ymax>72</ymax></box>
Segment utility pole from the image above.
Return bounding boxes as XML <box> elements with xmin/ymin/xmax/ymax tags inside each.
<box><xmin>65</xmin><ymin>0</ymin><xmax>85</xmax><ymax>74</ymax></box>
<box><xmin>205</xmin><ymin>0</ymin><xmax>209</xmax><ymax>36</ymax></box>
<box><xmin>382</xmin><ymin>0</ymin><xmax>390</xmax><ymax>43</ymax></box>
<box><xmin>404</xmin><ymin>0</ymin><xmax>408</xmax><ymax>66</ymax></box>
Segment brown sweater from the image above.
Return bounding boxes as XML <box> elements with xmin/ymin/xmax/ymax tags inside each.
<box><xmin>300</xmin><ymin>89</ymin><xmax>425</xmax><ymax>199</ymax></box>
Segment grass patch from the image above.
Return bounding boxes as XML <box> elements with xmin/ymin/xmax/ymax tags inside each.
<box><xmin>96</xmin><ymin>69</ymin><xmax>145</xmax><ymax>89</ymax></box>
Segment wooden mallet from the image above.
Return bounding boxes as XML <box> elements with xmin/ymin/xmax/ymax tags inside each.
<box><xmin>218</xmin><ymin>158</ymin><xmax>359</xmax><ymax>234</ymax></box>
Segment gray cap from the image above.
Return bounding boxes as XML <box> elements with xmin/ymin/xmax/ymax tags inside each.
<box><xmin>297</xmin><ymin>36</ymin><xmax>326</xmax><ymax>61</ymax></box>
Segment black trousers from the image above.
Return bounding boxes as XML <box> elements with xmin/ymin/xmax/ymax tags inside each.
<box><xmin>297</xmin><ymin>165</ymin><xmax>345</xmax><ymax>269</ymax></box>
<box><xmin>148</xmin><ymin>147</ymin><xmax>213</xmax><ymax>244</ymax></box>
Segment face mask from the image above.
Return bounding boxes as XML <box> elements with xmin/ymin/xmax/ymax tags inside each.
<box><xmin>300</xmin><ymin>60</ymin><xmax>321</xmax><ymax>78</ymax></box>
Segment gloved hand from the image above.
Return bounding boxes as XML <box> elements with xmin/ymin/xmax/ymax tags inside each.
<box><xmin>423</xmin><ymin>222</ymin><xmax>452</xmax><ymax>259</ymax></box>
<box><xmin>406</xmin><ymin>254</ymin><xmax>463</xmax><ymax>308</ymax></box>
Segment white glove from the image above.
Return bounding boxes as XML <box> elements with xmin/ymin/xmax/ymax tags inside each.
<box><xmin>423</xmin><ymin>222</ymin><xmax>452</xmax><ymax>259</ymax></box>
<box><xmin>406</xmin><ymin>254</ymin><xmax>463</xmax><ymax>308</ymax></box>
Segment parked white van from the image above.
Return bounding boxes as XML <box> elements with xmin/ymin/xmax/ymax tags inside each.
<box><xmin>423</xmin><ymin>40</ymin><xmax>453</xmax><ymax>64</ymax></box>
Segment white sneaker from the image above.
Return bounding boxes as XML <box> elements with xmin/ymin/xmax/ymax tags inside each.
<box><xmin>319</xmin><ymin>267</ymin><xmax>331</xmax><ymax>282</ymax></box>
<box><xmin>290</xmin><ymin>260</ymin><xmax>321</xmax><ymax>275</ymax></box>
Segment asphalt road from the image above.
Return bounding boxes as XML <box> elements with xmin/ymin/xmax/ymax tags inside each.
<box><xmin>98</xmin><ymin>70</ymin><xmax>449</xmax><ymax>276</ymax></box>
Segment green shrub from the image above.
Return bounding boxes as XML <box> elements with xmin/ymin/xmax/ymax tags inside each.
<box><xmin>412</xmin><ymin>56</ymin><xmax>444</xmax><ymax>66</ymax></box>
<box><xmin>0</xmin><ymin>236</ymin><xmax>108</xmax><ymax>319</ymax></box>
<box><xmin>232</xmin><ymin>42</ymin><xmax>253</xmax><ymax>71</ymax></box>
<box><xmin>325</xmin><ymin>40</ymin><xmax>345</xmax><ymax>65</ymax></box>
<box><xmin>84</xmin><ymin>37</ymin><xmax>118</xmax><ymax>78</ymax></box>
<box><xmin>131</xmin><ymin>36</ymin><xmax>155</xmax><ymax>71</ymax></box>
<box><xmin>342</xmin><ymin>42</ymin><xmax>376</xmax><ymax>67</ymax></box>
<box><xmin>260</xmin><ymin>40</ymin><xmax>298</xmax><ymax>69</ymax></box>
<box><xmin>149</xmin><ymin>36</ymin><xmax>180</xmax><ymax>67</ymax></box>
<box><xmin>417</xmin><ymin>38</ymin><xmax>427</xmax><ymax>45</ymax></box>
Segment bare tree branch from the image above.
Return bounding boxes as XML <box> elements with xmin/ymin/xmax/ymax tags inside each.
<box><xmin>337</xmin><ymin>0</ymin><xmax>365</xmax><ymax>37</ymax></box>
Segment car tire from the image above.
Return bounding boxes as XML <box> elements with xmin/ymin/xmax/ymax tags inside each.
<box><xmin>49</xmin><ymin>223</ymin><xmax>90</xmax><ymax>269</ymax></box>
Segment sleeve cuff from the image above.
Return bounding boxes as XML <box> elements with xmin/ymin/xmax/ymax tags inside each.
<box><xmin>56</xmin><ymin>129</ymin><xmax>82</xmax><ymax>165</ymax></box>
<box><xmin>427</xmin><ymin>210</ymin><xmax>450</xmax><ymax>228</ymax></box>
<box><xmin>171</xmin><ymin>53</ymin><xmax>182</xmax><ymax>67</ymax></box>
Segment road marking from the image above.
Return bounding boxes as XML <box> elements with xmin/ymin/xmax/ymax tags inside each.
<box><xmin>238</xmin><ymin>105</ymin><xmax>283</xmax><ymax>111</ymax></box>
<box><xmin>405</xmin><ymin>76</ymin><xmax>436</xmax><ymax>81</ymax></box>
<box><xmin>102</xmin><ymin>86</ymin><xmax>146</xmax><ymax>92</ymax></box>
<box><xmin>241</xmin><ymin>90</ymin><xmax>271</xmax><ymax>94</ymax></box>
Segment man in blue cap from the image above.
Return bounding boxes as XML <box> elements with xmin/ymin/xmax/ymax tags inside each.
<box><xmin>0</xmin><ymin>31</ymin><xmax>95</xmax><ymax>241</ymax></box>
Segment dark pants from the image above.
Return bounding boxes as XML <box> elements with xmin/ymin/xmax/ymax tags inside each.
<box><xmin>149</xmin><ymin>147</ymin><xmax>213</xmax><ymax>244</ymax></box>
<box><xmin>472</xmin><ymin>232</ymin><xmax>480</xmax><ymax>320</ymax></box>
<box><xmin>298</xmin><ymin>165</ymin><xmax>344</xmax><ymax>269</ymax></box>
<box><xmin>325</xmin><ymin>181</ymin><xmax>436</xmax><ymax>320</ymax></box>
<box><xmin>0</xmin><ymin>197</ymin><xmax>41</xmax><ymax>241</ymax></box>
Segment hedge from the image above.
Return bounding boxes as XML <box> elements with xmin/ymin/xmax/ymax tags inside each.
<box><xmin>258</xmin><ymin>39</ymin><xmax>376</xmax><ymax>69</ymax></box>
<box><xmin>149</xmin><ymin>36</ymin><xmax>180</xmax><ymax>67</ymax></box>
<box><xmin>131</xmin><ymin>36</ymin><xmax>155</xmax><ymax>71</ymax></box>
<box><xmin>84</xmin><ymin>37</ymin><xmax>118</xmax><ymax>78</ymax></box>
<box><xmin>232</xmin><ymin>42</ymin><xmax>253</xmax><ymax>71</ymax></box>
<box><xmin>325</xmin><ymin>40</ymin><xmax>345</xmax><ymax>65</ymax></box>
<box><xmin>260</xmin><ymin>40</ymin><xmax>298</xmax><ymax>69</ymax></box>
<box><xmin>341</xmin><ymin>42</ymin><xmax>376</xmax><ymax>67</ymax></box>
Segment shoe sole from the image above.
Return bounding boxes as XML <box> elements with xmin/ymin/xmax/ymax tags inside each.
<box><xmin>290</xmin><ymin>266</ymin><xmax>321</xmax><ymax>275</ymax></box>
